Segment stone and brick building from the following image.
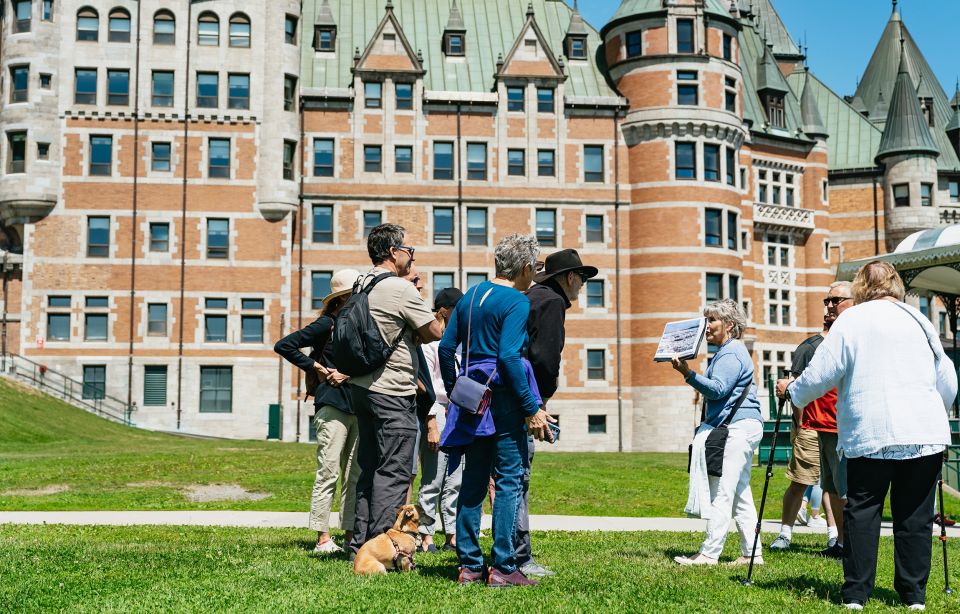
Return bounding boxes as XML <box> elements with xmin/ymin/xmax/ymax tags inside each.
<box><xmin>0</xmin><ymin>0</ymin><xmax>954</xmax><ymax>450</ymax></box>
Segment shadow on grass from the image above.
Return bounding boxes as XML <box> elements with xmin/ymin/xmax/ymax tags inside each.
<box><xmin>754</xmin><ymin>574</ymin><xmax>904</xmax><ymax>607</ymax></box>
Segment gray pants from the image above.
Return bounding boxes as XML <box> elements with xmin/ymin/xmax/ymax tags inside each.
<box><xmin>417</xmin><ymin>410</ymin><xmax>462</xmax><ymax>537</ymax></box>
<box><xmin>513</xmin><ymin>435</ymin><xmax>535</xmax><ymax>565</ymax></box>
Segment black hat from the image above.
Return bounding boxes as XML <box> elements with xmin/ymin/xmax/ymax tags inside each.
<box><xmin>433</xmin><ymin>287</ymin><xmax>464</xmax><ymax>311</ymax></box>
<box><xmin>533</xmin><ymin>249</ymin><xmax>598</xmax><ymax>284</ymax></box>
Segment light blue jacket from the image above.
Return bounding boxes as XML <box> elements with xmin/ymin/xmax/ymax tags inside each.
<box><xmin>686</xmin><ymin>339</ymin><xmax>763</xmax><ymax>427</ymax></box>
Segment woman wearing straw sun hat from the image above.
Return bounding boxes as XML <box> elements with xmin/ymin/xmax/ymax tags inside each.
<box><xmin>275</xmin><ymin>268</ymin><xmax>361</xmax><ymax>554</ymax></box>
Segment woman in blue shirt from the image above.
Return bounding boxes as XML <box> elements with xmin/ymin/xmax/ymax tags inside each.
<box><xmin>438</xmin><ymin>234</ymin><xmax>554</xmax><ymax>587</ymax></box>
<box><xmin>671</xmin><ymin>299</ymin><xmax>764</xmax><ymax>566</ymax></box>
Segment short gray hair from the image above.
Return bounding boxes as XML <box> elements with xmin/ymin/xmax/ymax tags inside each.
<box><xmin>829</xmin><ymin>280</ymin><xmax>852</xmax><ymax>295</ymax></box>
<box><xmin>703</xmin><ymin>298</ymin><xmax>748</xmax><ymax>339</ymax></box>
<box><xmin>494</xmin><ymin>234</ymin><xmax>540</xmax><ymax>280</ymax></box>
<box><xmin>367</xmin><ymin>223</ymin><xmax>405</xmax><ymax>264</ymax></box>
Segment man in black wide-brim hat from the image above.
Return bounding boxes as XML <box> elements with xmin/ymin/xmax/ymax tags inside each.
<box><xmin>515</xmin><ymin>248</ymin><xmax>597</xmax><ymax>578</ymax></box>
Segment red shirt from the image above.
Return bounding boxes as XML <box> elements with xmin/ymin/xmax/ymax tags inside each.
<box><xmin>801</xmin><ymin>387</ymin><xmax>837</xmax><ymax>432</ymax></box>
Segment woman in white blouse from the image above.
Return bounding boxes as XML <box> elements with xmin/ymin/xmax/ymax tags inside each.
<box><xmin>776</xmin><ymin>261</ymin><xmax>956</xmax><ymax>611</ymax></box>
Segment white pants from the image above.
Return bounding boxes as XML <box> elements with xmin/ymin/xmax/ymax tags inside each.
<box><xmin>700</xmin><ymin>419</ymin><xmax>763</xmax><ymax>559</ymax></box>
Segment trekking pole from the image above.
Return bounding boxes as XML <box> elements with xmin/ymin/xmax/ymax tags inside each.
<box><xmin>939</xmin><ymin>456</ymin><xmax>953</xmax><ymax>595</ymax></box>
<box><xmin>742</xmin><ymin>378</ymin><xmax>787</xmax><ymax>587</ymax></box>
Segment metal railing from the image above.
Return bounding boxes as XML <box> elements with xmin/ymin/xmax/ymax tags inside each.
<box><xmin>4</xmin><ymin>353</ymin><xmax>134</xmax><ymax>425</ymax></box>
<box><xmin>945</xmin><ymin>446</ymin><xmax>960</xmax><ymax>492</ymax></box>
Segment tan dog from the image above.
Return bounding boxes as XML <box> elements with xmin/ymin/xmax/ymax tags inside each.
<box><xmin>352</xmin><ymin>504</ymin><xmax>422</xmax><ymax>575</ymax></box>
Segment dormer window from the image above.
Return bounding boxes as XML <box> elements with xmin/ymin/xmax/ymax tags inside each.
<box><xmin>314</xmin><ymin>26</ymin><xmax>336</xmax><ymax>51</ymax></box>
<box><xmin>764</xmin><ymin>94</ymin><xmax>785</xmax><ymax>128</ymax></box>
<box><xmin>567</xmin><ymin>35</ymin><xmax>587</xmax><ymax>60</ymax></box>
<box><xmin>444</xmin><ymin>32</ymin><xmax>464</xmax><ymax>56</ymax></box>
<box><xmin>921</xmin><ymin>98</ymin><xmax>934</xmax><ymax>127</ymax></box>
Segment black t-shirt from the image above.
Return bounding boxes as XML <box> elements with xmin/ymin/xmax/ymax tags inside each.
<box><xmin>791</xmin><ymin>333</ymin><xmax>824</xmax><ymax>377</ymax></box>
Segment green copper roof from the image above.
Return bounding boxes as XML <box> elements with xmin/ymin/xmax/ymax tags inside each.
<box><xmin>301</xmin><ymin>0</ymin><xmax>616</xmax><ymax>98</ymax></box>
<box><xmin>799</xmin><ymin>69</ymin><xmax>828</xmax><ymax>138</ymax></box>
<box><xmin>739</xmin><ymin>18</ymin><xmax>806</xmax><ymax>140</ymax></box>
<box><xmin>740</xmin><ymin>0</ymin><xmax>802</xmax><ymax>59</ymax></box>
<box><xmin>611</xmin><ymin>0</ymin><xmax>735</xmax><ymax>24</ymax></box>
<box><xmin>854</xmin><ymin>6</ymin><xmax>960</xmax><ymax>170</ymax></box>
<box><xmin>876</xmin><ymin>49</ymin><xmax>940</xmax><ymax>160</ymax></box>
<box><xmin>756</xmin><ymin>43</ymin><xmax>789</xmax><ymax>95</ymax></box>
<box><xmin>785</xmin><ymin>70</ymin><xmax>883</xmax><ymax>171</ymax></box>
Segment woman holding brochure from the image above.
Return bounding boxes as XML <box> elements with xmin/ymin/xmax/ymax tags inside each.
<box><xmin>669</xmin><ymin>299</ymin><xmax>764</xmax><ymax>565</ymax></box>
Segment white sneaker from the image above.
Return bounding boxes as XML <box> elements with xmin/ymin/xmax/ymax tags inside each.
<box><xmin>843</xmin><ymin>603</ymin><xmax>864</xmax><ymax>610</ymax></box>
<box><xmin>907</xmin><ymin>605</ymin><xmax>926</xmax><ymax>611</ymax></box>
<box><xmin>770</xmin><ymin>535</ymin><xmax>791</xmax><ymax>550</ymax></box>
<box><xmin>827</xmin><ymin>537</ymin><xmax>838</xmax><ymax>549</ymax></box>
<box><xmin>673</xmin><ymin>553</ymin><xmax>718</xmax><ymax>566</ymax></box>
<box><xmin>807</xmin><ymin>515</ymin><xmax>827</xmax><ymax>528</ymax></box>
<box><xmin>313</xmin><ymin>539</ymin><xmax>343</xmax><ymax>554</ymax></box>
<box><xmin>796</xmin><ymin>507</ymin><xmax>809</xmax><ymax>526</ymax></box>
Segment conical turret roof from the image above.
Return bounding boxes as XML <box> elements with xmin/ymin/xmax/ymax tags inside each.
<box><xmin>566</xmin><ymin>1</ymin><xmax>588</xmax><ymax>36</ymax></box>
<box><xmin>445</xmin><ymin>0</ymin><xmax>465</xmax><ymax>31</ymax></box>
<box><xmin>800</xmin><ymin>69</ymin><xmax>828</xmax><ymax>138</ymax></box>
<box><xmin>947</xmin><ymin>83</ymin><xmax>960</xmax><ymax>133</ymax></box>
<box><xmin>876</xmin><ymin>46</ymin><xmax>939</xmax><ymax>160</ymax></box>
<box><xmin>316</xmin><ymin>0</ymin><xmax>336</xmax><ymax>26</ymax></box>
<box><xmin>756</xmin><ymin>43</ymin><xmax>789</xmax><ymax>95</ymax></box>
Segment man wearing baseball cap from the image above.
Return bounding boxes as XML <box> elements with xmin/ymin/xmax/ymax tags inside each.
<box><xmin>516</xmin><ymin>249</ymin><xmax>598</xmax><ymax>577</ymax></box>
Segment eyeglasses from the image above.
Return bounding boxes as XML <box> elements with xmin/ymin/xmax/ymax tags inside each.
<box><xmin>823</xmin><ymin>296</ymin><xmax>851</xmax><ymax>307</ymax></box>
<box><xmin>576</xmin><ymin>271</ymin><xmax>591</xmax><ymax>282</ymax></box>
<box><xmin>393</xmin><ymin>244</ymin><xmax>416</xmax><ymax>258</ymax></box>
<box><xmin>534</xmin><ymin>261</ymin><xmax>545</xmax><ymax>273</ymax></box>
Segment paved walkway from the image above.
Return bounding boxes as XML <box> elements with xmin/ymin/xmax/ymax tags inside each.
<box><xmin>2</xmin><ymin>511</ymin><xmax>958</xmax><ymax>538</ymax></box>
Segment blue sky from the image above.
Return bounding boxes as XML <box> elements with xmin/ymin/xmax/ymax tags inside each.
<box><xmin>569</xmin><ymin>0</ymin><xmax>960</xmax><ymax>98</ymax></box>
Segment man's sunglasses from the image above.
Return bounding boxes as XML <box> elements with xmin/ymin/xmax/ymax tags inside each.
<box><xmin>393</xmin><ymin>244</ymin><xmax>416</xmax><ymax>258</ymax></box>
<box><xmin>823</xmin><ymin>296</ymin><xmax>851</xmax><ymax>307</ymax></box>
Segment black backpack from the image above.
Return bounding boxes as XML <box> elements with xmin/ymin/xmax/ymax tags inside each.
<box><xmin>328</xmin><ymin>272</ymin><xmax>407</xmax><ymax>377</ymax></box>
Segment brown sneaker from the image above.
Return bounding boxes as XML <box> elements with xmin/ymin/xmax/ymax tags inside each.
<box><xmin>458</xmin><ymin>566</ymin><xmax>486</xmax><ymax>585</ymax></box>
<box><xmin>487</xmin><ymin>567</ymin><xmax>539</xmax><ymax>588</ymax></box>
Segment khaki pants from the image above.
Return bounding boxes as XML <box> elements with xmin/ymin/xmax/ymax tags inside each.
<box><xmin>308</xmin><ymin>405</ymin><xmax>360</xmax><ymax>533</ymax></box>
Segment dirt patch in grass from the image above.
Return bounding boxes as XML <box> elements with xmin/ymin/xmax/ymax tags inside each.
<box><xmin>126</xmin><ymin>481</ymin><xmax>175</xmax><ymax>488</ymax></box>
<box><xmin>2</xmin><ymin>484</ymin><xmax>70</xmax><ymax>496</ymax></box>
<box><xmin>181</xmin><ymin>484</ymin><xmax>271</xmax><ymax>502</ymax></box>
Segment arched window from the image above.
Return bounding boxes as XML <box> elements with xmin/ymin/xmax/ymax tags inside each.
<box><xmin>153</xmin><ymin>10</ymin><xmax>174</xmax><ymax>45</ymax></box>
<box><xmin>197</xmin><ymin>12</ymin><xmax>218</xmax><ymax>46</ymax></box>
<box><xmin>228</xmin><ymin>13</ymin><xmax>250</xmax><ymax>48</ymax></box>
<box><xmin>76</xmin><ymin>7</ymin><xmax>98</xmax><ymax>41</ymax></box>
<box><xmin>108</xmin><ymin>7</ymin><xmax>130</xmax><ymax>42</ymax></box>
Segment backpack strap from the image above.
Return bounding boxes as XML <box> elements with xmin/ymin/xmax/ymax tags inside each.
<box><xmin>719</xmin><ymin>380</ymin><xmax>752</xmax><ymax>427</ymax></box>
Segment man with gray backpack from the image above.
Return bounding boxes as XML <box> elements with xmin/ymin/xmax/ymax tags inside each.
<box><xmin>329</xmin><ymin>224</ymin><xmax>443</xmax><ymax>557</ymax></box>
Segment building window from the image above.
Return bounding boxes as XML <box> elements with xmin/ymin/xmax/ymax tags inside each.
<box><xmin>588</xmin><ymin>414</ymin><xmax>607</xmax><ymax>433</ymax></box>
<box><xmin>196</xmin><ymin>72</ymin><xmax>219</xmax><ymax>108</ymax></box>
<box><xmin>466</xmin><ymin>272</ymin><xmax>488</xmax><ymax>288</ymax></box>
<box><xmin>677</xmin><ymin>70</ymin><xmax>698</xmax><ymax>105</ymax></box>
<box><xmin>197</xmin><ymin>12</ymin><xmax>219</xmax><ymax>46</ymax></box>
<box><xmin>89</xmin><ymin>136</ymin><xmax>112</xmax><ymax>176</ymax></box>
<box><xmin>396</xmin><ymin>83</ymin><xmax>413</xmax><ymax>110</ymax></box>
<box><xmin>538</xmin><ymin>150</ymin><xmax>555</xmax><ymax>177</ymax></box>
<box><xmin>586</xmin><ymin>280</ymin><xmax>604</xmax><ymax>308</ymax></box>
<box><xmin>507</xmin><ymin>86</ymin><xmax>524</xmax><ymax>112</ymax></box>
<box><xmin>82</xmin><ymin>365</ymin><xmax>106</xmax><ymax>400</ymax></box>
<box><xmin>228</xmin><ymin>13</ymin><xmax>250</xmax><ymax>48</ymax></box>
<box><xmin>537</xmin><ymin>88</ymin><xmax>554</xmax><ymax>113</ymax></box>
<box><xmin>84</xmin><ymin>296</ymin><xmax>108</xmax><ymax>341</ymax></box>
<box><xmin>395</xmin><ymin>145</ymin><xmax>413</xmax><ymax>173</ymax></box>
<box><xmin>311</xmin><ymin>271</ymin><xmax>332</xmax><ymax>310</ymax></box>
<box><xmin>75</xmin><ymin>68</ymin><xmax>97</xmax><ymax>104</ymax></box>
<box><xmin>727</xmin><ymin>211</ymin><xmax>738</xmax><ymax>251</ymax></box>
<box><xmin>152</xmin><ymin>71</ymin><xmax>174</xmax><ymax>107</ymax></box>
<box><xmin>433</xmin><ymin>273</ymin><xmax>455</xmax><ymax>303</ymax></box>
<box><xmin>768</xmin><ymin>288</ymin><xmax>792</xmax><ymax>326</ymax></box>
<box><xmin>765</xmin><ymin>94</ymin><xmax>785</xmax><ymax>128</ymax></box>
<box><xmin>676</xmin><ymin>142</ymin><xmax>696</xmax><ymax>179</ymax></box>
<box><xmin>725</xmin><ymin>77</ymin><xmax>737</xmax><ymax>113</ymax></box>
<box><xmin>587</xmin><ymin>350</ymin><xmax>606</xmax><ymax>380</ymax></box>
<box><xmin>76</xmin><ymin>7</ymin><xmax>98</xmax><ymax>41</ymax></box>
<box><xmin>364</xmin><ymin>82</ymin><xmax>382</xmax><ymax>109</ymax></box>
<box><xmin>363</xmin><ymin>211</ymin><xmax>381</xmax><ymax>238</ymax></box>
<box><xmin>14</xmin><ymin>0</ymin><xmax>31</xmax><ymax>32</ymax></box>
<box><xmin>153</xmin><ymin>10</ymin><xmax>175</xmax><ymax>45</ymax></box>
<box><xmin>285</xmin><ymin>15</ymin><xmax>298</xmax><ymax>45</ymax></box>
<box><xmin>364</xmin><ymin>145</ymin><xmax>382</xmax><ymax>173</ymax></box>
<box><xmin>433</xmin><ymin>142</ymin><xmax>454</xmax><ymax>180</ymax></box>
<box><xmin>313</xmin><ymin>25</ymin><xmax>335</xmax><ymax>51</ymax></box>
<box><xmin>893</xmin><ymin>183</ymin><xmax>910</xmax><ymax>207</ymax></box>
<box><xmin>677</xmin><ymin>18</ymin><xmax>694</xmax><ymax>53</ymax></box>
<box><xmin>283</xmin><ymin>75</ymin><xmax>297</xmax><ymax>112</ymax></box>
<box><xmin>149</xmin><ymin>222</ymin><xmax>169</xmax><ymax>251</ymax></box>
<box><xmin>37</xmin><ymin>142</ymin><xmax>50</xmax><ymax>160</ymax></box>
<box><xmin>208</xmin><ymin>139</ymin><xmax>230</xmax><ymax>178</ymax></box>
<box><xmin>151</xmin><ymin>142</ymin><xmax>171</xmax><ymax>172</ymax></box>
<box><xmin>40</xmin><ymin>73</ymin><xmax>52</xmax><ymax>89</ymax></box>
<box><xmin>626</xmin><ymin>30</ymin><xmax>642</xmax><ymax>57</ymax></box>
<box><xmin>723</xmin><ymin>34</ymin><xmax>733</xmax><ymax>61</ymax></box>
<box><xmin>312</xmin><ymin>205</ymin><xmax>333</xmax><ymax>243</ymax></box>
<box><xmin>444</xmin><ymin>32</ymin><xmax>464</xmax><ymax>56</ymax></box>
<box><xmin>143</xmin><ymin>365</ymin><xmax>167</xmax><ymax>406</ymax></box>
<box><xmin>584</xmin><ymin>146</ymin><xmax>604</xmax><ymax>183</ymax></box>
<box><xmin>536</xmin><ymin>209</ymin><xmax>557</xmax><ymax>247</ymax></box>
<box><xmin>147</xmin><ymin>303</ymin><xmax>167</xmax><ymax>336</ymax></box>
<box><xmin>206</xmin><ymin>219</ymin><xmax>229</xmax><ymax>259</ymax></box>
<box><xmin>919</xmin><ymin>296</ymin><xmax>931</xmax><ymax>319</ymax></box>
<box><xmin>107</xmin><ymin>69</ymin><xmax>129</xmax><ymax>105</ymax></box>
<box><xmin>466</xmin><ymin>208</ymin><xmax>487</xmax><ymax>246</ymax></box>
<box><xmin>313</xmin><ymin>139</ymin><xmax>334</xmax><ymax>177</ymax></box>
<box><xmin>585</xmin><ymin>215</ymin><xmax>604</xmax><ymax>243</ymax></box>
<box><xmin>785</xmin><ymin>187</ymin><xmax>795</xmax><ymax>207</ymax></box>
<box><xmin>508</xmin><ymin>149</ymin><xmax>525</xmax><ymax>176</ymax></box>
<box><xmin>940</xmin><ymin>312</ymin><xmax>948</xmax><ymax>336</ymax></box>
<box><xmin>108</xmin><ymin>8</ymin><xmax>130</xmax><ymax>42</ymax></box>
<box><xmin>704</xmin><ymin>144</ymin><xmax>720</xmax><ymax>181</ymax></box>
<box><xmin>921</xmin><ymin>183</ymin><xmax>933</xmax><ymax>207</ymax></box>
<box><xmin>282</xmin><ymin>140</ymin><xmax>296</xmax><ymax>180</ymax></box>
<box><xmin>726</xmin><ymin>147</ymin><xmax>736</xmax><ymax>186</ymax></box>
<box><xmin>433</xmin><ymin>207</ymin><xmax>454</xmax><ymax>245</ymax></box>
<box><xmin>705</xmin><ymin>273</ymin><xmax>724</xmax><ymax>303</ymax></box>
<box><xmin>199</xmin><ymin>366</ymin><xmax>232</xmax><ymax>413</ymax></box>
<box><xmin>227</xmin><ymin>74</ymin><xmax>249</xmax><ymax>109</ymax></box>
<box><xmin>10</xmin><ymin>65</ymin><xmax>28</xmax><ymax>103</ymax></box>
<box><xmin>466</xmin><ymin>143</ymin><xmax>487</xmax><ymax>180</ymax></box>
<box><xmin>705</xmin><ymin>209</ymin><xmax>722</xmax><ymax>247</ymax></box>
<box><xmin>46</xmin><ymin>296</ymin><xmax>71</xmax><ymax>341</ymax></box>
<box><xmin>567</xmin><ymin>35</ymin><xmax>587</xmax><ymax>59</ymax></box>
<box><xmin>950</xmin><ymin>181</ymin><xmax>960</xmax><ymax>204</ymax></box>
<box><xmin>6</xmin><ymin>132</ymin><xmax>25</xmax><ymax>174</ymax></box>
<box><xmin>760</xmin><ymin>349</ymin><xmax>792</xmax><ymax>389</ymax></box>
<box><xmin>203</xmin><ymin>298</ymin><xmax>228</xmax><ymax>342</ymax></box>
<box><xmin>240</xmin><ymin>299</ymin><xmax>264</xmax><ymax>343</ymax></box>
<box><xmin>728</xmin><ymin>275</ymin><xmax>740</xmax><ymax>302</ymax></box>
<box><xmin>42</xmin><ymin>0</ymin><xmax>52</xmax><ymax>22</ymax></box>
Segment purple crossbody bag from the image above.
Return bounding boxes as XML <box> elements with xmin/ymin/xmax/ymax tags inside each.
<box><xmin>449</xmin><ymin>286</ymin><xmax>496</xmax><ymax>416</ymax></box>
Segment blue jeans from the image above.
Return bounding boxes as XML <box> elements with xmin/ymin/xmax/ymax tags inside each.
<box><xmin>456</xmin><ymin>398</ymin><xmax>528</xmax><ymax>573</ymax></box>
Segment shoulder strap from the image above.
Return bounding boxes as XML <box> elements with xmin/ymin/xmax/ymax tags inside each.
<box><xmin>360</xmin><ymin>271</ymin><xmax>395</xmax><ymax>295</ymax></box>
<box><xmin>462</xmin><ymin>285</ymin><xmax>495</xmax><ymax>375</ymax></box>
<box><xmin>719</xmin><ymin>380</ymin><xmax>751</xmax><ymax>427</ymax></box>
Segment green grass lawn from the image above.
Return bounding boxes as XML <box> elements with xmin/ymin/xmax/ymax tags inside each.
<box><xmin>2</xmin><ymin>525</ymin><xmax>958</xmax><ymax>612</ymax></box>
